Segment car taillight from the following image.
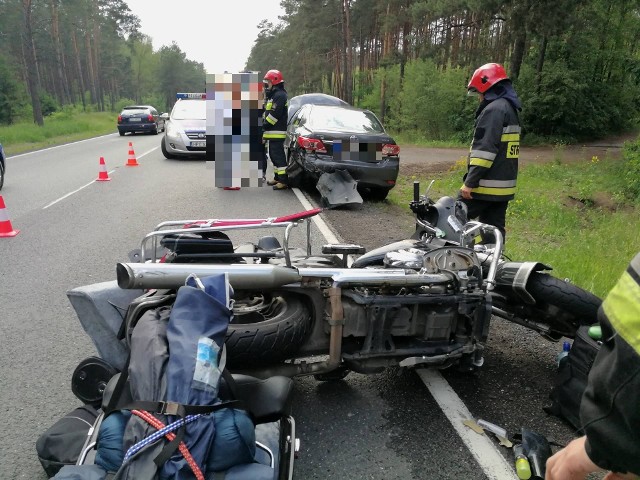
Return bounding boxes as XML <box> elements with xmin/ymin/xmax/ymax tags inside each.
<box><xmin>382</xmin><ymin>144</ymin><xmax>400</xmax><ymax>156</ymax></box>
<box><xmin>117</xmin><ymin>115</ymin><xmax>122</xmax><ymax>123</ymax></box>
<box><xmin>297</xmin><ymin>136</ymin><xmax>327</xmax><ymax>153</ymax></box>
<box><xmin>147</xmin><ymin>114</ymin><xmax>154</xmax><ymax>122</ymax></box>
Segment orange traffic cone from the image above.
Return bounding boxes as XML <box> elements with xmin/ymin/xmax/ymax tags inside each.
<box><xmin>0</xmin><ymin>195</ymin><xmax>19</xmax><ymax>237</ymax></box>
<box><xmin>126</xmin><ymin>142</ymin><xmax>139</xmax><ymax>166</ymax></box>
<box><xmin>96</xmin><ymin>157</ymin><xmax>111</xmax><ymax>181</ymax></box>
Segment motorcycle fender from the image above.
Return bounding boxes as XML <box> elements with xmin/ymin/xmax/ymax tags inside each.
<box><xmin>494</xmin><ymin>261</ymin><xmax>552</xmax><ymax>305</ymax></box>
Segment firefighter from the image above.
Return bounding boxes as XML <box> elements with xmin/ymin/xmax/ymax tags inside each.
<box><xmin>263</xmin><ymin>69</ymin><xmax>289</xmax><ymax>190</ymax></box>
<box><xmin>546</xmin><ymin>252</ymin><xmax>640</xmax><ymax>480</ymax></box>
<box><xmin>461</xmin><ymin>63</ymin><xmax>522</xmax><ymax>242</ymax></box>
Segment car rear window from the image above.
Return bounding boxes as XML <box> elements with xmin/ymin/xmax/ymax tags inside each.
<box><xmin>121</xmin><ymin>108</ymin><xmax>148</xmax><ymax>114</ymax></box>
<box><xmin>308</xmin><ymin>107</ymin><xmax>385</xmax><ymax>134</ymax></box>
<box><xmin>171</xmin><ymin>100</ymin><xmax>206</xmax><ymax>120</ymax></box>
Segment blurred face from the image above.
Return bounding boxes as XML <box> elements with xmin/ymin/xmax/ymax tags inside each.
<box><xmin>263</xmin><ymin>80</ymin><xmax>273</xmax><ymax>92</ymax></box>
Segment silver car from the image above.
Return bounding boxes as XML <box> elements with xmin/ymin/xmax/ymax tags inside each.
<box><xmin>161</xmin><ymin>93</ymin><xmax>206</xmax><ymax>159</ymax></box>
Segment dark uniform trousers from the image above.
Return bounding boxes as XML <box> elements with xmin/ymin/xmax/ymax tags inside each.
<box><xmin>266</xmin><ymin>139</ymin><xmax>287</xmax><ymax>184</ymax></box>
<box><xmin>459</xmin><ymin>198</ymin><xmax>509</xmax><ymax>242</ymax></box>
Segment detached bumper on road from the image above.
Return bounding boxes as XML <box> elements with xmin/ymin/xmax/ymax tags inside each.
<box><xmin>305</xmin><ymin>155</ymin><xmax>399</xmax><ymax>189</ymax></box>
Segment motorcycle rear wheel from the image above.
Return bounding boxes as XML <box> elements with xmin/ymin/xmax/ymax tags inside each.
<box><xmin>226</xmin><ymin>292</ymin><xmax>312</xmax><ymax>367</ymax></box>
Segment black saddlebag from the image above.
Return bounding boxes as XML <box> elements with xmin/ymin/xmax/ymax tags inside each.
<box><xmin>545</xmin><ymin>326</ymin><xmax>601</xmax><ymax>431</ymax></box>
<box><xmin>36</xmin><ymin>404</ymin><xmax>100</xmax><ymax>477</ymax></box>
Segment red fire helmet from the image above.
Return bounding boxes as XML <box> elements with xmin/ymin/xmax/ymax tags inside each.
<box><xmin>264</xmin><ymin>69</ymin><xmax>284</xmax><ymax>85</ymax></box>
<box><xmin>467</xmin><ymin>63</ymin><xmax>509</xmax><ymax>94</ymax></box>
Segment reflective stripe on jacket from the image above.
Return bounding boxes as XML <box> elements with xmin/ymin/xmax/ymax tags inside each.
<box><xmin>581</xmin><ymin>252</ymin><xmax>640</xmax><ymax>475</ymax></box>
<box><xmin>263</xmin><ymin>87</ymin><xmax>288</xmax><ymax>140</ymax></box>
<box><xmin>464</xmin><ymin>97</ymin><xmax>520</xmax><ymax>201</ymax></box>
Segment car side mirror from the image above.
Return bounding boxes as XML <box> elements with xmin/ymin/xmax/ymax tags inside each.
<box><xmin>160</xmin><ymin>113</ymin><xmax>169</xmax><ymax>119</ymax></box>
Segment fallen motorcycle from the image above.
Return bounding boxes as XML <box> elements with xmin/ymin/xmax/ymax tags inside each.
<box><xmin>99</xmin><ymin>180</ymin><xmax>602</xmax><ymax>381</ymax></box>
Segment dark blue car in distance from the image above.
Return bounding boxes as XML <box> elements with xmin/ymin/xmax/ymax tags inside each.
<box><xmin>117</xmin><ymin>105</ymin><xmax>165</xmax><ymax>136</ymax></box>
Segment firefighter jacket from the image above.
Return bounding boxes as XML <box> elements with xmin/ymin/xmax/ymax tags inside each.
<box><xmin>580</xmin><ymin>252</ymin><xmax>640</xmax><ymax>475</ymax></box>
<box><xmin>263</xmin><ymin>86</ymin><xmax>288</xmax><ymax>141</ymax></box>
<box><xmin>464</xmin><ymin>97</ymin><xmax>520</xmax><ymax>201</ymax></box>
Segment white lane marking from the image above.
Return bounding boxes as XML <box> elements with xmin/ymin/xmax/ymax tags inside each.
<box><xmin>417</xmin><ymin>369</ymin><xmax>517</xmax><ymax>479</ymax></box>
<box><xmin>43</xmin><ymin>174</ymin><xmax>115</xmax><ymax>209</ymax></box>
<box><xmin>42</xmin><ymin>146</ymin><xmax>159</xmax><ymax>209</ymax></box>
<box><xmin>8</xmin><ymin>133</ymin><xmax>117</xmax><ymax>158</ymax></box>
<box><xmin>291</xmin><ymin>187</ymin><xmax>355</xmax><ymax>266</ymax></box>
<box><xmin>295</xmin><ymin>187</ymin><xmax>515</xmax><ymax>479</ymax></box>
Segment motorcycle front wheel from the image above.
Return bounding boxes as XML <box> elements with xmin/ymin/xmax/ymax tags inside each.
<box><xmin>226</xmin><ymin>292</ymin><xmax>312</xmax><ymax>367</ymax></box>
<box><xmin>493</xmin><ymin>272</ymin><xmax>602</xmax><ymax>339</ymax></box>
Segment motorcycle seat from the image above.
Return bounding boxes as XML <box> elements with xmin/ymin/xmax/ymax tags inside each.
<box><xmin>160</xmin><ymin>232</ymin><xmax>234</xmax><ymax>255</ymax></box>
<box><xmin>222</xmin><ymin>374</ymin><xmax>293</xmax><ymax>424</ymax></box>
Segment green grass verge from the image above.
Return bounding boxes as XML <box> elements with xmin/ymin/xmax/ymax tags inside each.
<box><xmin>388</xmin><ymin>156</ymin><xmax>639</xmax><ymax>298</ymax></box>
<box><xmin>389</xmin><ymin>130</ymin><xmax>468</xmax><ymax>148</ymax></box>
<box><xmin>0</xmin><ymin>112</ymin><xmax>116</xmax><ymax>155</ymax></box>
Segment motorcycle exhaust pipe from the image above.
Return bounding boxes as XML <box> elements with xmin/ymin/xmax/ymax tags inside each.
<box><xmin>117</xmin><ymin>263</ymin><xmax>454</xmax><ymax>291</ymax></box>
<box><xmin>116</xmin><ymin>262</ymin><xmax>303</xmax><ymax>290</ymax></box>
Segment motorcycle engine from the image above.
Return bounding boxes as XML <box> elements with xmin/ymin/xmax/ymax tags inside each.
<box><xmin>384</xmin><ymin>247</ymin><xmax>481</xmax><ymax>275</ymax></box>
<box><xmin>383</xmin><ymin>248</ymin><xmax>425</xmax><ymax>270</ymax></box>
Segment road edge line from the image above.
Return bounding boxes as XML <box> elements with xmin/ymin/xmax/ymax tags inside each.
<box><xmin>417</xmin><ymin>369</ymin><xmax>517</xmax><ymax>480</ymax></box>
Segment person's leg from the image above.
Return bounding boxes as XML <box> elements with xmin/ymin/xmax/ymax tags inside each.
<box><xmin>477</xmin><ymin>201</ymin><xmax>508</xmax><ymax>242</ymax></box>
<box><xmin>261</xmin><ymin>144</ymin><xmax>268</xmax><ymax>181</ymax></box>
<box><xmin>458</xmin><ymin>198</ymin><xmax>508</xmax><ymax>243</ymax></box>
<box><xmin>269</xmin><ymin>139</ymin><xmax>288</xmax><ymax>189</ymax></box>
<box><xmin>264</xmin><ymin>141</ymin><xmax>278</xmax><ymax>185</ymax></box>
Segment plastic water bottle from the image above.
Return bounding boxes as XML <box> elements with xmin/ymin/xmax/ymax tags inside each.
<box><xmin>556</xmin><ymin>341</ymin><xmax>571</xmax><ymax>367</ymax></box>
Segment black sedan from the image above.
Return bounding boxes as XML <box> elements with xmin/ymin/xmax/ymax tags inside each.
<box><xmin>285</xmin><ymin>104</ymin><xmax>400</xmax><ymax>200</ymax></box>
<box><xmin>117</xmin><ymin>105</ymin><xmax>165</xmax><ymax>136</ymax></box>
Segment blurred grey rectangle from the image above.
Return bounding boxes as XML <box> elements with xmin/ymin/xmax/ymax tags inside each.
<box><xmin>206</xmin><ymin>72</ymin><xmax>264</xmax><ymax>188</ymax></box>
<box><xmin>332</xmin><ymin>140</ymin><xmax>383</xmax><ymax>162</ymax></box>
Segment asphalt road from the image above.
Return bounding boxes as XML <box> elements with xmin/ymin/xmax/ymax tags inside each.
<box><xmin>0</xmin><ymin>133</ymin><xmax>579</xmax><ymax>479</ymax></box>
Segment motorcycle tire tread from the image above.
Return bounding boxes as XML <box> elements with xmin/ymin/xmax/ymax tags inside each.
<box><xmin>226</xmin><ymin>293</ymin><xmax>312</xmax><ymax>367</ymax></box>
<box><xmin>527</xmin><ymin>273</ymin><xmax>602</xmax><ymax>323</ymax></box>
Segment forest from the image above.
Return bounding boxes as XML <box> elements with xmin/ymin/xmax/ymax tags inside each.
<box><xmin>247</xmin><ymin>0</ymin><xmax>640</xmax><ymax>142</ymax></box>
<box><xmin>2</xmin><ymin>0</ymin><xmax>640</xmax><ymax>142</ymax></box>
<box><xmin>0</xmin><ymin>0</ymin><xmax>205</xmax><ymax>126</ymax></box>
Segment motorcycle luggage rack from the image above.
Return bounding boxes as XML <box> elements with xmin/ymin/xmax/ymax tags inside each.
<box><xmin>140</xmin><ymin>208</ymin><xmax>324</xmax><ymax>268</ymax></box>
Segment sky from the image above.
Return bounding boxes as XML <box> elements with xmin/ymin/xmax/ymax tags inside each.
<box><xmin>124</xmin><ymin>0</ymin><xmax>285</xmax><ymax>73</ymax></box>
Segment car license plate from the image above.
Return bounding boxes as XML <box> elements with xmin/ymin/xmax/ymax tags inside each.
<box><xmin>128</xmin><ymin>118</ymin><xmax>141</xmax><ymax>122</ymax></box>
<box><xmin>191</xmin><ymin>141</ymin><xmax>206</xmax><ymax>148</ymax></box>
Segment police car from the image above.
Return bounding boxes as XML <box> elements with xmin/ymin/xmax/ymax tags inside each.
<box><xmin>161</xmin><ymin>93</ymin><xmax>206</xmax><ymax>159</ymax></box>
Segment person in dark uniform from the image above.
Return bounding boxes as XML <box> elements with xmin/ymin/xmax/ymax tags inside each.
<box><xmin>461</xmin><ymin>63</ymin><xmax>522</xmax><ymax>242</ymax></box>
<box><xmin>546</xmin><ymin>253</ymin><xmax>640</xmax><ymax>480</ymax></box>
<box><xmin>262</xmin><ymin>69</ymin><xmax>289</xmax><ymax>190</ymax></box>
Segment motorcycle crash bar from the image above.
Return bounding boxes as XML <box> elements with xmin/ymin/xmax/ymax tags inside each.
<box><xmin>116</xmin><ymin>263</ymin><xmax>455</xmax><ymax>290</ymax></box>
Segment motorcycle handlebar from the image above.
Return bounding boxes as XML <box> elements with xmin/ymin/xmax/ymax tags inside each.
<box><xmin>413</xmin><ymin>181</ymin><xmax>420</xmax><ymax>202</ymax></box>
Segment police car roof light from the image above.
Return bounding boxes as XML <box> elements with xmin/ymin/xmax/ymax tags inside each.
<box><xmin>176</xmin><ymin>93</ymin><xmax>206</xmax><ymax>99</ymax></box>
